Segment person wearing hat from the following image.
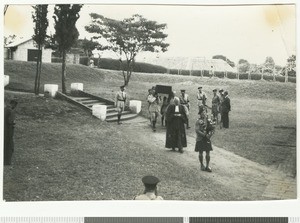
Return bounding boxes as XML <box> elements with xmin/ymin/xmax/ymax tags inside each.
<box><xmin>115</xmin><ymin>85</ymin><xmax>127</xmax><ymax>124</ymax></box>
<box><xmin>147</xmin><ymin>89</ymin><xmax>161</xmax><ymax>132</ymax></box>
<box><xmin>134</xmin><ymin>175</ymin><xmax>163</xmax><ymax>200</ymax></box>
<box><xmin>218</xmin><ymin>89</ymin><xmax>224</xmax><ymax>129</ymax></box>
<box><xmin>194</xmin><ymin>107</ymin><xmax>214</xmax><ymax>172</ymax></box>
<box><xmin>4</xmin><ymin>99</ymin><xmax>18</xmax><ymax>165</ymax></box>
<box><xmin>165</xmin><ymin>97</ymin><xmax>187</xmax><ymax>153</ymax></box>
<box><xmin>211</xmin><ymin>89</ymin><xmax>220</xmax><ymax>124</ymax></box>
<box><xmin>179</xmin><ymin>89</ymin><xmax>190</xmax><ymax>129</ymax></box>
<box><xmin>220</xmin><ymin>90</ymin><xmax>231</xmax><ymax>128</ymax></box>
<box><xmin>197</xmin><ymin>87</ymin><xmax>207</xmax><ymax>114</ymax></box>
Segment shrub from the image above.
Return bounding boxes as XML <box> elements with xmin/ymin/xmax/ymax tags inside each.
<box><xmin>191</xmin><ymin>70</ymin><xmax>202</xmax><ymax>77</ymax></box>
<box><xmin>215</xmin><ymin>71</ymin><xmax>225</xmax><ymax>78</ymax></box>
<box><xmin>238</xmin><ymin>73</ymin><xmax>248</xmax><ymax>80</ymax></box>
<box><xmin>288</xmin><ymin>76</ymin><xmax>296</xmax><ymax>83</ymax></box>
<box><xmin>227</xmin><ymin>72</ymin><xmax>237</xmax><ymax>79</ymax></box>
<box><xmin>250</xmin><ymin>73</ymin><xmax>262</xmax><ymax>80</ymax></box>
<box><xmin>52</xmin><ymin>57</ymin><xmax>62</xmax><ymax>63</ymax></box>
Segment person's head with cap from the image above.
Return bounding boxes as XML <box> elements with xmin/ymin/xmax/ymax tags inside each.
<box><xmin>120</xmin><ymin>85</ymin><xmax>125</xmax><ymax>92</ymax></box>
<box><xmin>224</xmin><ymin>90</ymin><xmax>229</xmax><ymax>96</ymax></box>
<box><xmin>181</xmin><ymin>89</ymin><xmax>185</xmax><ymax>95</ymax></box>
<box><xmin>213</xmin><ymin>89</ymin><xmax>217</xmax><ymax>95</ymax></box>
<box><xmin>198</xmin><ymin>86</ymin><xmax>202</xmax><ymax>92</ymax></box>
<box><xmin>219</xmin><ymin>89</ymin><xmax>224</xmax><ymax>96</ymax></box>
<box><xmin>142</xmin><ymin>175</ymin><xmax>160</xmax><ymax>194</ymax></box>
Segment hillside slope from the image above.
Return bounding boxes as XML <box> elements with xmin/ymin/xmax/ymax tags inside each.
<box><xmin>4</xmin><ymin>60</ymin><xmax>296</xmax><ymax>174</ymax></box>
<box><xmin>4</xmin><ymin>60</ymin><xmax>296</xmax><ymax>101</ymax></box>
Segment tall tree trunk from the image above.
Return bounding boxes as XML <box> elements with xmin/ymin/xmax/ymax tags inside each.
<box><xmin>34</xmin><ymin>44</ymin><xmax>42</xmax><ymax>95</ymax></box>
<box><xmin>62</xmin><ymin>50</ymin><xmax>67</xmax><ymax>94</ymax></box>
<box><xmin>34</xmin><ymin>59</ymin><xmax>40</xmax><ymax>94</ymax></box>
<box><xmin>37</xmin><ymin>46</ymin><xmax>42</xmax><ymax>94</ymax></box>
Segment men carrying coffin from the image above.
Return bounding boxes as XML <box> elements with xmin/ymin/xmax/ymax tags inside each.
<box><xmin>115</xmin><ymin>85</ymin><xmax>127</xmax><ymax>125</ymax></box>
<box><xmin>147</xmin><ymin>89</ymin><xmax>161</xmax><ymax>132</ymax></box>
<box><xmin>179</xmin><ymin>89</ymin><xmax>190</xmax><ymax>129</ymax></box>
<box><xmin>211</xmin><ymin>89</ymin><xmax>220</xmax><ymax>124</ymax></box>
<box><xmin>197</xmin><ymin>86</ymin><xmax>207</xmax><ymax>114</ymax></box>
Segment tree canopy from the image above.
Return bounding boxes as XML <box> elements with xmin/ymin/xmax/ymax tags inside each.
<box><xmin>238</xmin><ymin>59</ymin><xmax>250</xmax><ymax>73</ymax></box>
<box><xmin>32</xmin><ymin>4</ymin><xmax>49</xmax><ymax>95</ymax></box>
<box><xmin>85</xmin><ymin>13</ymin><xmax>169</xmax><ymax>86</ymax></box>
<box><xmin>53</xmin><ymin>4</ymin><xmax>82</xmax><ymax>93</ymax></box>
<box><xmin>264</xmin><ymin>56</ymin><xmax>275</xmax><ymax>70</ymax></box>
<box><xmin>53</xmin><ymin>4</ymin><xmax>82</xmax><ymax>53</ymax></box>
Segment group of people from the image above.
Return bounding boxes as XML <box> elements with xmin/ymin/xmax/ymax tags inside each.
<box><xmin>134</xmin><ymin>87</ymin><xmax>231</xmax><ymax>200</ymax></box>
<box><xmin>145</xmin><ymin>86</ymin><xmax>231</xmax><ymax>170</ymax></box>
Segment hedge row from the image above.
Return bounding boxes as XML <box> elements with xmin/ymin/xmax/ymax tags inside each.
<box><xmin>79</xmin><ymin>57</ymin><xmax>167</xmax><ymax>74</ymax></box>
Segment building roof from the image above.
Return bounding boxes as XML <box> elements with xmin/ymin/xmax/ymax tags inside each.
<box><xmin>142</xmin><ymin>57</ymin><xmax>236</xmax><ymax>72</ymax></box>
<box><xmin>5</xmin><ymin>37</ymin><xmax>32</xmax><ymax>48</ymax></box>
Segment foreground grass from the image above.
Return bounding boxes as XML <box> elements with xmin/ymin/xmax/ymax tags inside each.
<box><xmin>4</xmin><ymin>92</ymin><xmax>237</xmax><ymax>201</ymax></box>
<box><xmin>4</xmin><ymin>60</ymin><xmax>296</xmax><ymax>175</ymax></box>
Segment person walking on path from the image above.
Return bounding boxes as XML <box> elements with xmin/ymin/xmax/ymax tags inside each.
<box><xmin>221</xmin><ymin>90</ymin><xmax>231</xmax><ymax>128</ymax></box>
<box><xmin>115</xmin><ymin>85</ymin><xmax>127</xmax><ymax>125</ymax></box>
<box><xmin>147</xmin><ymin>89</ymin><xmax>161</xmax><ymax>132</ymax></box>
<box><xmin>195</xmin><ymin>107</ymin><xmax>215</xmax><ymax>172</ymax></box>
<box><xmin>179</xmin><ymin>89</ymin><xmax>191</xmax><ymax>129</ymax></box>
<box><xmin>211</xmin><ymin>89</ymin><xmax>220</xmax><ymax>124</ymax></box>
<box><xmin>134</xmin><ymin>175</ymin><xmax>163</xmax><ymax>200</ymax></box>
<box><xmin>160</xmin><ymin>96</ymin><xmax>168</xmax><ymax>127</ymax></box>
<box><xmin>218</xmin><ymin>89</ymin><xmax>224</xmax><ymax>129</ymax></box>
<box><xmin>4</xmin><ymin>99</ymin><xmax>18</xmax><ymax>165</ymax></box>
<box><xmin>165</xmin><ymin>97</ymin><xmax>187</xmax><ymax>153</ymax></box>
<box><xmin>197</xmin><ymin>86</ymin><xmax>207</xmax><ymax>114</ymax></box>
<box><xmin>147</xmin><ymin>88</ymin><xmax>153</xmax><ymax>124</ymax></box>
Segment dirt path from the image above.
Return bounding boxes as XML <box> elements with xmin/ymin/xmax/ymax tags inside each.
<box><xmin>121</xmin><ymin>116</ymin><xmax>296</xmax><ymax>200</ymax></box>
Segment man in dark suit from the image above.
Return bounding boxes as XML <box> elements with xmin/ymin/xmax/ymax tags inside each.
<box><xmin>221</xmin><ymin>91</ymin><xmax>231</xmax><ymax>128</ymax></box>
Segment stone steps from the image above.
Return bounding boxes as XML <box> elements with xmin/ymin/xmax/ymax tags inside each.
<box><xmin>106</xmin><ymin>113</ymin><xmax>139</xmax><ymax>122</ymax></box>
<box><xmin>106</xmin><ymin>110</ymin><xmax>131</xmax><ymax>118</ymax></box>
<box><xmin>68</xmin><ymin>93</ymin><xmax>139</xmax><ymax>122</ymax></box>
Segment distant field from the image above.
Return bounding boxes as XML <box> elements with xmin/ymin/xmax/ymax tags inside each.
<box><xmin>4</xmin><ymin>60</ymin><xmax>296</xmax><ymax>176</ymax></box>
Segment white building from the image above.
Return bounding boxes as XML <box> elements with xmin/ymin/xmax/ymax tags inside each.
<box><xmin>4</xmin><ymin>38</ymin><xmax>52</xmax><ymax>63</ymax></box>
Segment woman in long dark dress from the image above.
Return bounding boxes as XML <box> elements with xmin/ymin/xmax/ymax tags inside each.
<box><xmin>165</xmin><ymin>97</ymin><xmax>187</xmax><ymax>153</ymax></box>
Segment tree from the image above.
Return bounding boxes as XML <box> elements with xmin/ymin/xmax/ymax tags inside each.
<box><xmin>238</xmin><ymin>59</ymin><xmax>250</xmax><ymax>73</ymax></box>
<box><xmin>4</xmin><ymin>34</ymin><xmax>16</xmax><ymax>46</ymax></box>
<box><xmin>85</xmin><ymin>13</ymin><xmax>169</xmax><ymax>86</ymax></box>
<box><xmin>264</xmin><ymin>56</ymin><xmax>275</xmax><ymax>69</ymax></box>
<box><xmin>32</xmin><ymin>5</ymin><xmax>49</xmax><ymax>95</ymax></box>
<box><xmin>263</xmin><ymin>56</ymin><xmax>275</xmax><ymax>75</ymax></box>
<box><xmin>53</xmin><ymin>4</ymin><xmax>82</xmax><ymax>94</ymax></box>
<box><xmin>75</xmin><ymin>38</ymin><xmax>108</xmax><ymax>66</ymax></box>
<box><xmin>212</xmin><ymin>55</ymin><xmax>235</xmax><ymax>67</ymax></box>
<box><xmin>287</xmin><ymin>55</ymin><xmax>296</xmax><ymax>76</ymax></box>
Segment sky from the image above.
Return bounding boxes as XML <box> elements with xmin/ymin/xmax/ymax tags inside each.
<box><xmin>3</xmin><ymin>3</ymin><xmax>296</xmax><ymax>66</ymax></box>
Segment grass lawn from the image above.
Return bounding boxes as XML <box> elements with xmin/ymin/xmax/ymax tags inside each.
<box><xmin>4</xmin><ymin>92</ymin><xmax>237</xmax><ymax>201</ymax></box>
<box><xmin>3</xmin><ymin>60</ymin><xmax>296</xmax><ymax>200</ymax></box>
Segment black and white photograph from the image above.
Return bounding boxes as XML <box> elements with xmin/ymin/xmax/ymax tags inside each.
<box><xmin>2</xmin><ymin>2</ymin><xmax>297</xmax><ymax>202</ymax></box>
